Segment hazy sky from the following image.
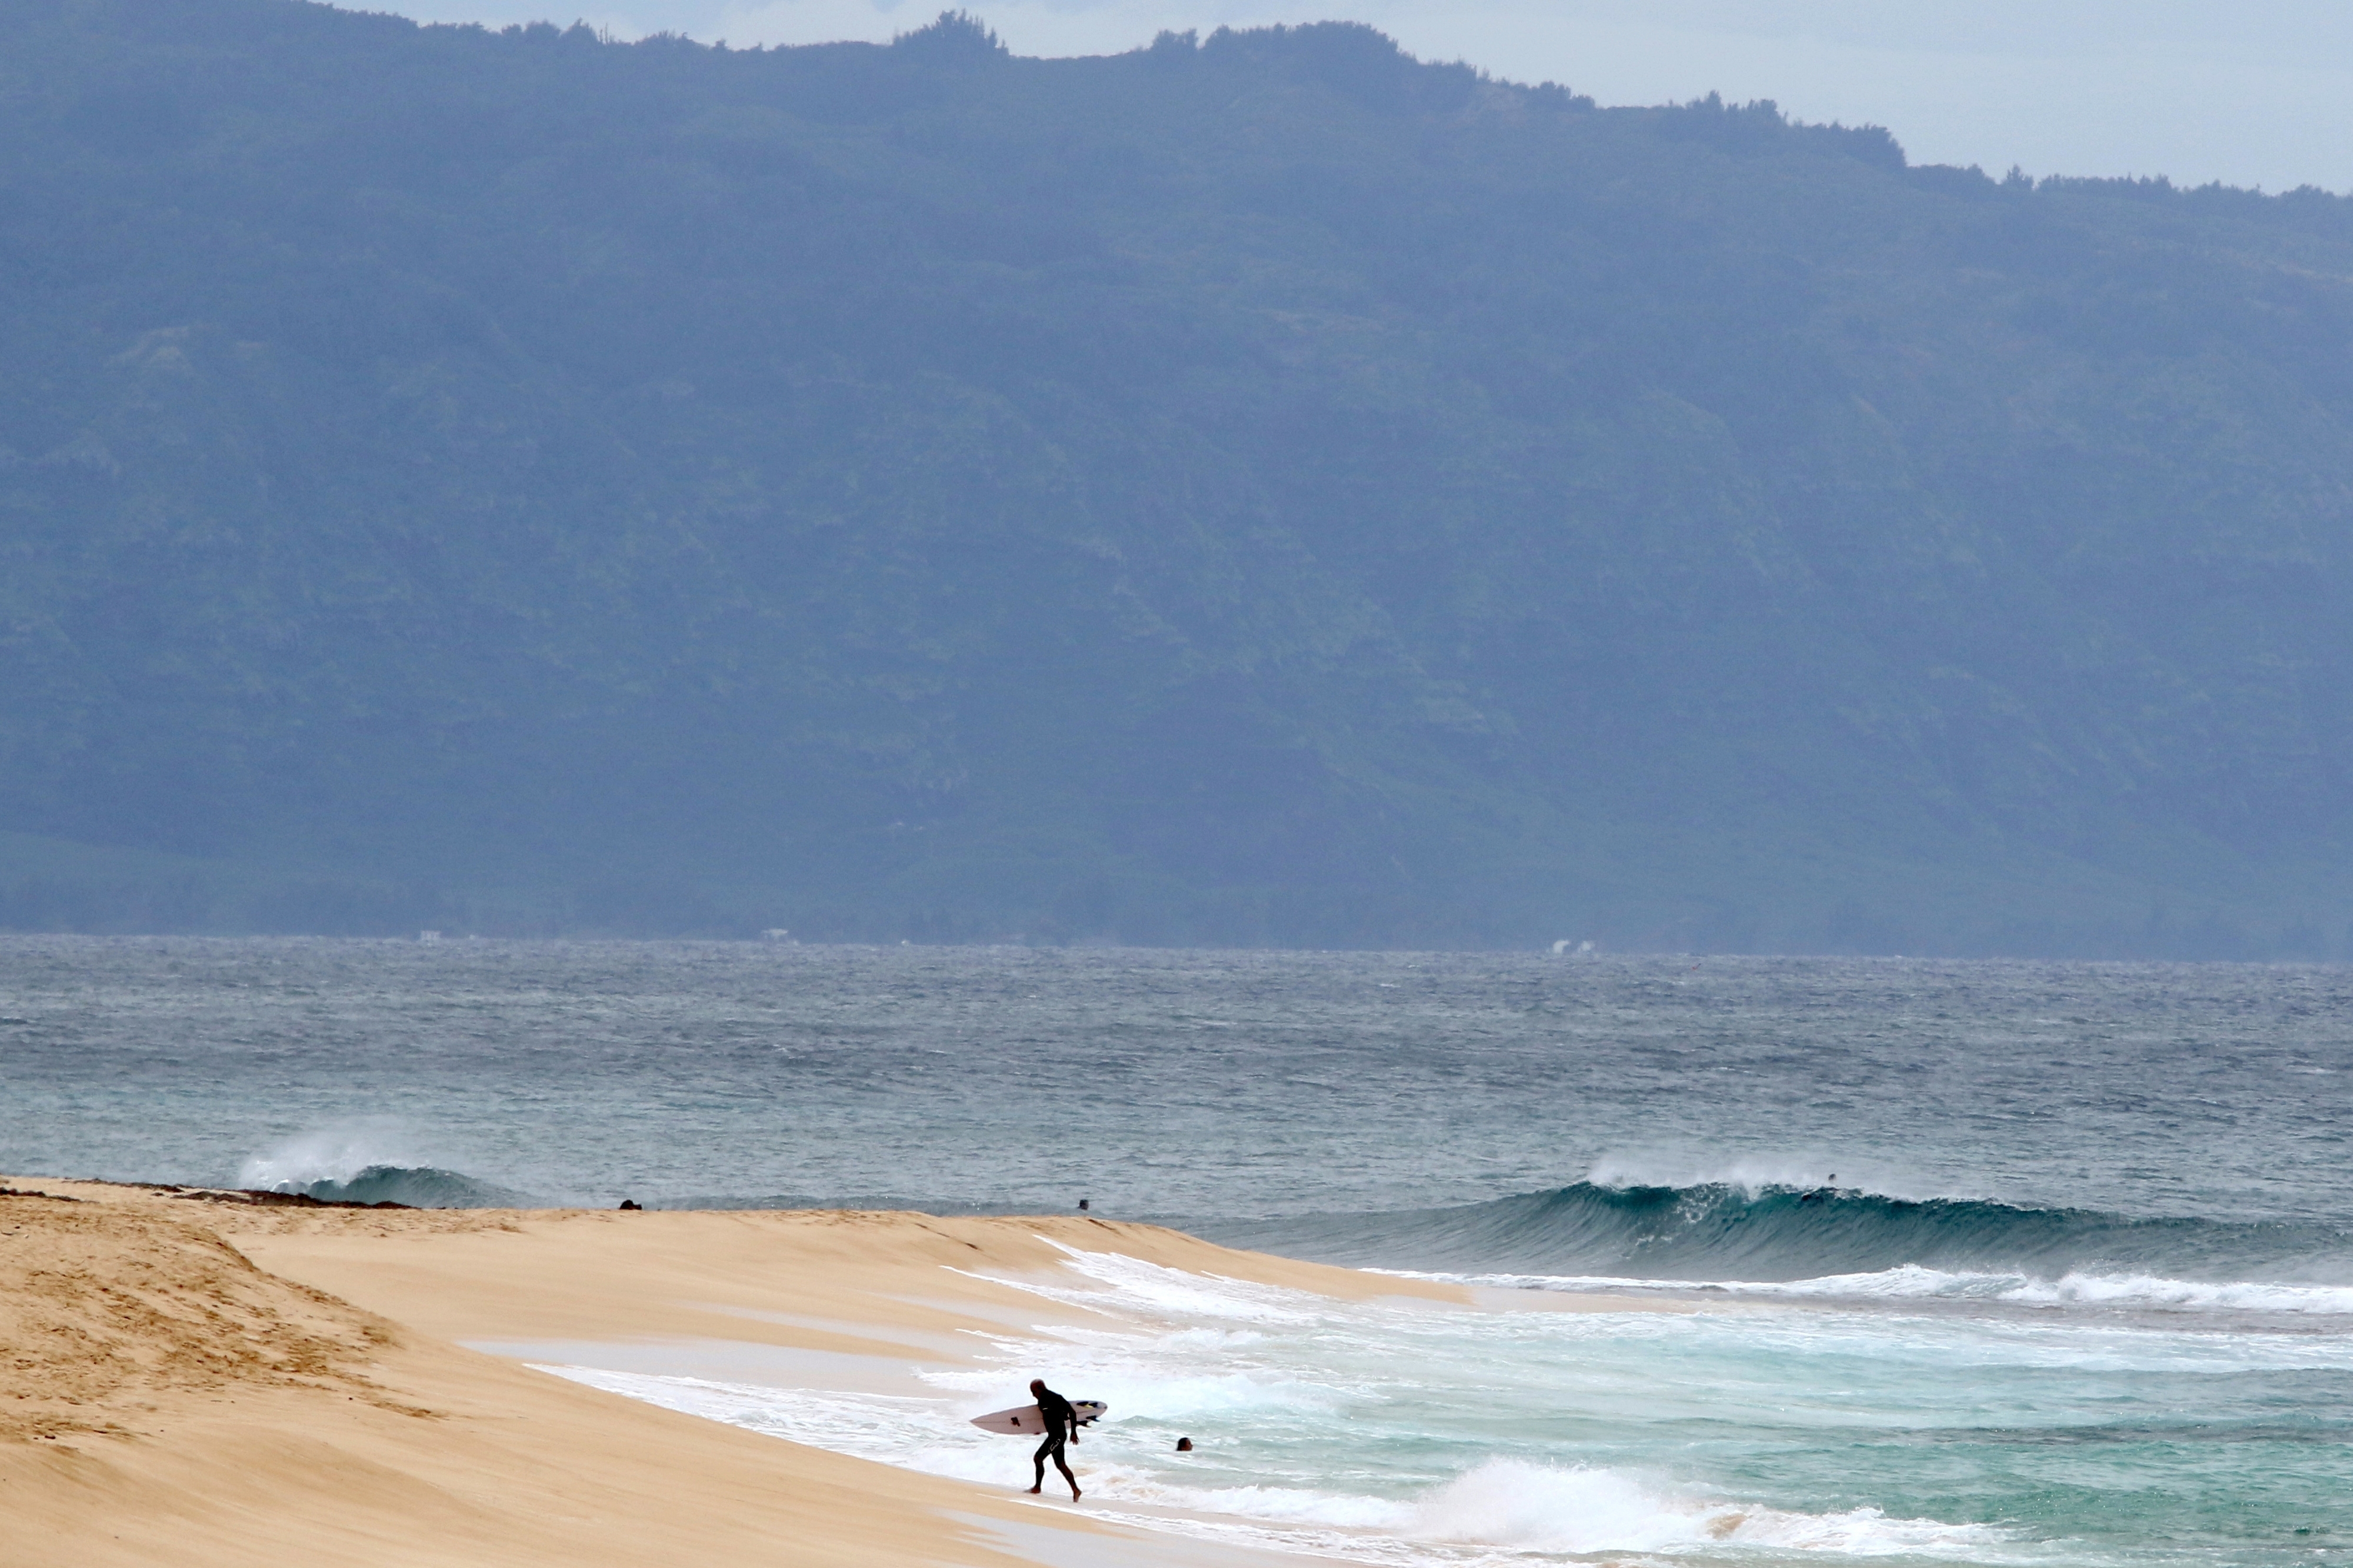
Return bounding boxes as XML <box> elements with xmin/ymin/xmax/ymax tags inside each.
<box><xmin>376</xmin><ymin>1</ymin><xmax>2353</xmax><ymax>192</ymax></box>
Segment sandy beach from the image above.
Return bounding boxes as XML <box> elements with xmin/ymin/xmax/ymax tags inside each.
<box><xmin>11</xmin><ymin>951</ymin><xmax>2341</xmax><ymax>1568</ymax></box>
<box><xmin>1</xmin><ymin>1177</ymin><xmax>1573</xmax><ymax>1567</ymax></box>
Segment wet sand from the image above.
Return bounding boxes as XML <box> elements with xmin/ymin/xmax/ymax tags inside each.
<box><xmin>1</xmin><ymin>1178</ymin><xmax>1509</xmax><ymax>1567</ymax></box>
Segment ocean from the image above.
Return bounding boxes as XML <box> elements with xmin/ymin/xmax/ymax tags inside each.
<box><xmin>5</xmin><ymin>936</ymin><xmax>2351</xmax><ymax>1566</ymax></box>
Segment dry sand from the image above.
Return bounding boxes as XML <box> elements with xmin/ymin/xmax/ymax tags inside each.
<box><xmin>0</xmin><ymin>1177</ymin><xmax>1526</xmax><ymax>1567</ymax></box>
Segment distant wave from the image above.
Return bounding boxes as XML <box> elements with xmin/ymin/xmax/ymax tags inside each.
<box><xmin>281</xmin><ymin>1163</ymin><xmax>536</xmax><ymax>1209</ymax></box>
<box><xmin>1213</xmin><ymin>1181</ymin><xmax>2353</xmax><ymax>1307</ymax></box>
<box><xmin>237</xmin><ymin>1127</ymin><xmax>536</xmax><ymax>1209</ymax></box>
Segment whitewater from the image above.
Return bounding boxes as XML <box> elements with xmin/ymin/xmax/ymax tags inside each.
<box><xmin>5</xmin><ymin>938</ymin><xmax>2351</xmax><ymax>1564</ymax></box>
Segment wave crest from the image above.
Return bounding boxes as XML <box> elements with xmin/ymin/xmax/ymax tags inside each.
<box><xmin>238</xmin><ymin>1129</ymin><xmax>531</xmax><ymax>1208</ymax></box>
<box><xmin>284</xmin><ymin>1163</ymin><xmax>535</xmax><ymax>1208</ymax></box>
<box><xmin>1217</xmin><ymin>1180</ymin><xmax>2353</xmax><ymax>1299</ymax></box>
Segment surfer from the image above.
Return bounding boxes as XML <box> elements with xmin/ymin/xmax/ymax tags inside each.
<box><xmin>1025</xmin><ymin>1378</ymin><xmax>1082</xmax><ymax>1500</ymax></box>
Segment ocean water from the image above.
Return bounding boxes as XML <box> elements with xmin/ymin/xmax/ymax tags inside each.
<box><xmin>4</xmin><ymin>936</ymin><xmax>2351</xmax><ymax>1566</ymax></box>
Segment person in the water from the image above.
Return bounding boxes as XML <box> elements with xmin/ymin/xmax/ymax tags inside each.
<box><xmin>1025</xmin><ymin>1378</ymin><xmax>1082</xmax><ymax>1499</ymax></box>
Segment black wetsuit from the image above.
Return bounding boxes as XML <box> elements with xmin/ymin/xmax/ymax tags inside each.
<box><xmin>1033</xmin><ymin>1386</ymin><xmax>1077</xmax><ymax>1460</ymax></box>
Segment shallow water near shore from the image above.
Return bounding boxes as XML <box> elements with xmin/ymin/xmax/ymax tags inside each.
<box><xmin>5</xmin><ymin>936</ymin><xmax>2352</xmax><ymax>1564</ymax></box>
<box><xmin>533</xmin><ymin>1240</ymin><xmax>2353</xmax><ymax>1568</ymax></box>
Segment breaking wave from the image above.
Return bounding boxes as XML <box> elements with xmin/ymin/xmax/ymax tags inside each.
<box><xmin>237</xmin><ymin>1129</ymin><xmax>534</xmax><ymax>1207</ymax></box>
<box><xmin>1215</xmin><ymin>1179</ymin><xmax>2353</xmax><ymax>1313</ymax></box>
<box><xmin>278</xmin><ymin>1163</ymin><xmax>536</xmax><ymax>1208</ymax></box>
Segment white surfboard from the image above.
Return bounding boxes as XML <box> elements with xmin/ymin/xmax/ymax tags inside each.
<box><xmin>969</xmin><ymin>1399</ymin><xmax>1107</xmax><ymax>1435</ymax></box>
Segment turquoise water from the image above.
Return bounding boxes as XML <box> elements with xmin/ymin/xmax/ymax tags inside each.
<box><xmin>5</xmin><ymin>938</ymin><xmax>2352</xmax><ymax>1562</ymax></box>
<box><xmin>546</xmin><ymin>1241</ymin><xmax>2353</xmax><ymax>1566</ymax></box>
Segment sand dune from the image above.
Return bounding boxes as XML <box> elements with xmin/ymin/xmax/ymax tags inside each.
<box><xmin>0</xmin><ymin>1179</ymin><xmax>1464</xmax><ymax>1566</ymax></box>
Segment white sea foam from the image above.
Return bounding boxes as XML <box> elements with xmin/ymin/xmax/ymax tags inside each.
<box><xmin>1408</xmin><ymin>1459</ymin><xmax>1998</xmax><ymax>1557</ymax></box>
<box><xmin>1393</xmin><ymin>1262</ymin><xmax>2353</xmax><ymax>1316</ymax></box>
<box><xmin>1998</xmin><ymin>1271</ymin><xmax>2353</xmax><ymax>1315</ymax></box>
<box><xmin>922</xmin><ymin>1350</ymin><xmax>1335</xmax><ymax>1424</ymax></box>
<box><xmin>535</xmin><ymin>1369</ymin><xmax>2004</xmax><ymax>1563</ymax></box>
<box><xmin>235</xmin><ymin>1120</ymin><xmax>422</xmax><ymax>1190</ymax></box>
<box><xmin>1028</xmin><ymin>1239</ymin><xmax>1331</xmax><ymax>1323</ymax></box>
<box><xmin>524</xmin><ymin>1242</ymin><xmax>2050</xmax><ymax>1566</ymax></box>
<box><xmin>944</xmin><ymin>1239</ymin><xmax>1332</xmax><ymax>1332</ymax></box>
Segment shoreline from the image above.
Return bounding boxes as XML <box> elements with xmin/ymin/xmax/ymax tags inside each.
<box><xmin>0</xmin><ymin>1176</ymin><xmax>1672</xmax><ymax>1567</ymax></box>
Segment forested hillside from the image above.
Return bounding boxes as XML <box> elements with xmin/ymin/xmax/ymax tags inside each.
<box><xmin>5</xmin><ymin>0</ymin><xmax>2353</xmax><ymax>953</ymax></box>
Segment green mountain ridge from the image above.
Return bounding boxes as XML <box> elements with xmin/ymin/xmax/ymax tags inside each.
<box><xmin>2</xmin><ymin>1</ymin><xmax>2351</xmax><ymax>954</ymax></box>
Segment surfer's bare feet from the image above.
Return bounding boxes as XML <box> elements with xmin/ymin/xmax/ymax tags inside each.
<box><xmin>1071</xmin><ymin>1487</ymin><xmax>1082</xmax><ymax>1500</ymax></box>
<box><xmin>1026</xmin><ymin>1484</ymin><xmax>1042</xmax><ymax>1494</ymax></box>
